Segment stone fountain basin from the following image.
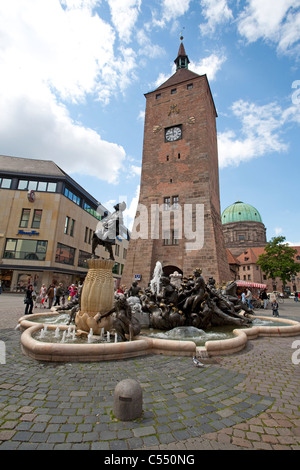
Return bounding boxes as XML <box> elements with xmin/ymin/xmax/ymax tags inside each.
<box><xmin>17</xmin><ymin>312</ymin><xmax>300</xmax><ymax>362</ymax></box>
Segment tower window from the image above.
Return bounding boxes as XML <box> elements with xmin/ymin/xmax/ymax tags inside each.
<box><xmin>166</xmin><ymin>155</ymin><xmax>169</xmax><ymax>161</ymax></box>
<box><xmin>178</xmin><ymin>153</ymin><xmax>181</xmax><ymax>159</ymax></box>
<box><xmin>164</xmin><ymin>197</ymin><xmax>171</xmax><ymax>210</ymax></box>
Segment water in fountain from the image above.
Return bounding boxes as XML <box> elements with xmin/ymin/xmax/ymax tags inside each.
<box><xmin>88</xmin><ymin>328</ymin><xmax>93</xmax><ymax>343</ymax></box>
<box><xmin>150</xmin><ymin>261</ymin><xmax>163</xmax><ymax>295</ymax></box>
<box><xmin>54</xmin><ymin>326</ymin><xmax>60</xmax><ymax>339</ymax></box>
<box><xmin>107</xmin><ymin>331</ymin><xmax>110</xmax><ymax>342</ymax></box>
<box><xmin>38</xmin><ymin>325</ymin><xmax>46</xmax><ymax>339</ymax></box>
<box><xmin>72</xmin><ymin>327</ymin><xmax>76</xmax><ymax>341</ymax></box>
<box><xmin>61</xmin><ymin>331</ymin><xmax>66</xmax><ymax>343</ymax></box>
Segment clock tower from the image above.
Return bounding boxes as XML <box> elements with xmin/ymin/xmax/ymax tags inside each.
<box><xmin>122</xmin><ymin>41</ymin><xmax>230</xmax><ymax>287</ymax></box>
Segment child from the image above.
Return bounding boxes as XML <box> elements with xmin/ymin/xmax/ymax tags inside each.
<box><xmin>272</xmin><ymin>300</ymin><xmax>279</xmax><ymax>317</ymax></box>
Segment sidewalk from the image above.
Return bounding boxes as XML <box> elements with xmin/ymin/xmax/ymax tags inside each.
<box><xmin>0</xmin><ymin>294</ymin><xmax>299</xmax><ymax>450</ymax></box>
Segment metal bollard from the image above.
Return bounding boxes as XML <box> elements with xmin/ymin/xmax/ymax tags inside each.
<box><xmin>113</xmin><ymin>379</ymin><xmax>143</xmax><ymax>421</ymax></box>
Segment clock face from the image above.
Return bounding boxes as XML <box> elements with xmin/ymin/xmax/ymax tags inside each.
<box><xmin>165</xmin><ymin>126</ymin><xmax>182</xmax><ymax>142</ymax></box>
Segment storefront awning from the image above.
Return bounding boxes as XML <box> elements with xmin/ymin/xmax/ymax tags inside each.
<box><xmin>236</xmin><ymin>280</ymin><xmax>267</xmax><ymax>289</ymax></box>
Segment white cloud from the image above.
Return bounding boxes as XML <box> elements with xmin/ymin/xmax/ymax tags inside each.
<box><xmin>190</xmin><ymin>53</ymin><xmax>227</xmax><ymax>81</ymax></box>
<box><xmin>0</xmin><ymin>0</ymin><xmax>139</xmax><ymax>183</ymax></box>
<box><xmin>151</xmin><ymin>0</ymin><xmax>192</xmax><ymax>28</ymax></box>
<box><xmin>107</xmin><ymin>0</ymin><xmax>141</xmax><ymax>43</ymax></box>
<box><xmin>124</xmin><ymin>184</ymin><xmax>140</xmax><ymax>231</ymax></box>
<box><xmin>199</xmin><ymin>0</ymin><xmax>233</xmax><ymax>35</ymax></box>
<box><xmin>218</xmin><ymin>100</ymin><xmax>297</xmax><ymax>168</ymax></box>
<box><xmin>237</xmin><ymin>0</ymin><xmax>300</xmax><ymax>57</ymax></box>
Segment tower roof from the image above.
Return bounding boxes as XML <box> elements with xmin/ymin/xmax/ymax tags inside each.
<box><xmin>154</xmin><ymin>40</ymin><xmax>199</xmax><ymax>91</ymax></box>
<box><xmin>222</xmin><ymin>201</ymin><xmax>263</xmax><ymax>224</ymax></box>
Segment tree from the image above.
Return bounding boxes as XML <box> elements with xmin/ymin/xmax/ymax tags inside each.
<box><xmin>256</xmin><ymin>236</ymin><xmax>300</xmax><ymax>288</ymax></box>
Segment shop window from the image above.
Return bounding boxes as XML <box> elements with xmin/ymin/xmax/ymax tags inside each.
<box><xmin>78</xmin><ymin>250</ymin><xmax>90</xmax><ymax>268</ymax></box>
<box><xmin>3</xmin><ymin>239</ymin><xmax>47</xmax><ymax>260</ymax></box>
<box><xmin>55</xmin><ymin>242</ymin><xmax>75</xmax><ymax>265</ymax></box>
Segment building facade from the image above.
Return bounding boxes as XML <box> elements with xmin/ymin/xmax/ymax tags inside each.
<box><xmin>223</xmin><ymin>201</ymin><xmax>300</xmax><ymax>295</ymax></box>
<box><xmin>0</xmin><ymin>155</ymin><xmax>129</xmax><ymax>293</ymax></box>
<box><xmin>122</xmin><ymin>41</ymin><xmax>230</xmax><ymax>288</ymax></box>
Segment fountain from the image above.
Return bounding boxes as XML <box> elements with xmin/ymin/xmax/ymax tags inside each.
<box><xmin>18</xmin><ymin>259</ymin><xmax>300</xmax><ymax>362</ymax></box>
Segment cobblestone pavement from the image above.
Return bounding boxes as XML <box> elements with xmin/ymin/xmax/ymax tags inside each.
<box><xmin>0</xmin><ymin>294</ymin><xmax>299</xmax><ymax>450</ymax></box>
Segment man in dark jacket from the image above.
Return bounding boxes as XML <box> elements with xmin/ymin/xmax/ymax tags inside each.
<box><xmin>53</xmin><ymin>283</ymin><xmax>64</xmax><ymax>306</ymax></box>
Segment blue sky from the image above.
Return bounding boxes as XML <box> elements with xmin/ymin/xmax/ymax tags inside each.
<box><xmin>0</xmin><ymin>0</ymin><xmax>299</xmax><ymax>244</ymax></box>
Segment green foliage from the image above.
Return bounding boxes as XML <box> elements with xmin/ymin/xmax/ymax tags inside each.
<box><xmin>257</xmin><ymin>236</ymin><xmax>300</xmax><ymax>286</ymax></box>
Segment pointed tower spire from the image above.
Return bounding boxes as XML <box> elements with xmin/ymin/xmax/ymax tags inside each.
<box><xmin>174</xmin><ymin>35</ymin><xmax>190</xmax><ymax>71</ymax></box>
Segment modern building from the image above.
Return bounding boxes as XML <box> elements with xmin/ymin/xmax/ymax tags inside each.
<box><xmin>121</xmin><ymin>40</ymin><xmax>230</xmax><ymax>288</ymax></box>
<box><xmin>0</xmin><ymin>155</ymin><xmax>129</xmax><ymax>293</ymax></box>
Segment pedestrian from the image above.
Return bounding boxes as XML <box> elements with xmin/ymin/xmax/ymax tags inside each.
<box><xmin>245</xmin><ymin>288</ymin><xmax>254</xmax><ymax>309</ymax></box>
<box><xmin>261</xmin><ymin>289</ymin><xmax>268</xmax><ymax>309</ymax></box>
<box><xmin>53</xmin><ymin>283</ymin><xmax>64</xmax><ymax>306</ymax></box>
<box><xmin>24</xmin><ymin>285</ymin><xmax>34</xmax><ymax>315</ymax></box>
<box><xmin>69</xmin><ymin>284</ymin><xmax>77</xmax><ymax>301</ymax></box>
<box><xmin>40</xmin><ymin>284</ymin><xmax>47</xmax><ymax>308</ymax></box>
<box><xmin>272</xmin><ymin>300</ymin><xmax>279</xmax><ymax>317</ymax></box>
<box><xmin>294</xmin><ymin>292</ymin><xmax>298</xmax><ymax>302</ymax></box>
<box><xmin>47</xmin><ymin>284</ymin><xmax>55</xmax><ymax>309</ymax></box>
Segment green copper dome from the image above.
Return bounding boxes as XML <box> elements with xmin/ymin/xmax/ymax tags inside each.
<box><xmin>221</xmin><ymin>201</ymin><xmax>263</xmax><ymax>224</ymax></box>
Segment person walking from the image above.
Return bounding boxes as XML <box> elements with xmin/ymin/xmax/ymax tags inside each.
<box><xmin>24</xmin><ymin>285</ymin><xmax>34</xmax><ymax>315</ymax></box>
<box><xmin>46</xmin><ymin>284</ymin><xmax>55</xmax><ymax>309</ymax></box>
<box><xmin>261</xmin><ymin>289</ymin><xmax>268</xmax><ymax>309</ymax></box>
<box><xmin>53</xmin><ymin>283</ymin><xmax>64</xmax><ymax>306</ymax></box>
<box><xmin>272</xmin><ymin>299</ymin><xmax>279</xmax><ymax>317</ymax></box>
<box><xmin>69</xmin><ymin>284</ymin><xmax>77</xmax><ymax>301</ymax></box>
<box><xmin>40</xmin><ymin>284</ymin><xmax>47</xmax><ymax>308</ymax></box>
<box><xmin>246</xmin><ymin>288</ymin><xmax>254</xmax><ymax>309</ymax></box>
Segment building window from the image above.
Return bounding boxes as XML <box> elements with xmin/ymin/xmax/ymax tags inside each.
<box><xmin>164</xmin><ymin>197</ymin><xmax>171</xmax><ymax>210</ymax></box>
<box><xmin>171</xmin><ymin>88</ymin><xmax>177</xmax><ymax>94</ymax></box>
<box><xmin>172</xmin><ymin>195</ymin><xmax>179</xmax><ymax>209</ymax></box>
<box><xmin>0</xmin><ymin>178</ymin><xmax>12</xmax><ymax>189</ymax></box>
<box><xmin>112</xmin><ymin>262</ymin><xmax>119</xmax><ymax>275</ymax></box>
<box><xmin>123</xmin><ymin>248</ymin><xmax>127</xmax><ymax>259</ymax></box>
<box><xmin>115</xmin><ymin>244</ymin><xmax>120</xmax><ymax>257</ymax></box>
<box><xmin>187</xmin><ymin>83</ymin><xmax>193</xmax><ymax>90</ymax></box>
<box><xmin>156</xmin><ymin>93</ymin><xmax>161</xmax><ymax>99</ymax></box>
<box><xmin>17</xmin><ymin>180</ymin><xmax>57</xmax><ymax>192</ymax></box>
<box><xmin>78</xmin><ymin>250</ymin><xmax>90</xmax><ymax>268</ymax></box>
<box><xmin>19</xmin><ymin>209</ymin><xmax>31</xmax><ymax>228</ymax></box>
<box><xmin>55</xmin><ymin>243</ymin><xmax>75</xmax><ymax>265</ymax></box>
<box><xmin>64</xmin><ymin>187</ymin><xmax>81</xmax><ymax>206</ymax></box>
<box><xmin>70</xmin><ymin>219</ymin><xmax>75</xmax><ymax>237</ymax></box>
<box><xmin>3</xmin><ymin>239</ymin><xmax>47</xmax><ymax>260</ymax></box>
<box><xmin>163</xmin><ymin>230</ymin><xmax>179</xmax><ymax>246</ymax></box>
<box><xmin>85</xmin><ymin>227</ymin><xmax>89</xmax><ymax>243</ymax></box>
<box><xmin>64</xmin><ymin>216</ymin><xmax>70</xmax><ymax>234</ymax></box>
<box><xmin>31</xmin><ymin>210</ymin><xmax>42</xmax><ymax>229</ymax></box>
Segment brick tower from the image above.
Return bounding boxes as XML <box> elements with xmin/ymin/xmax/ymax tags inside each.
<box><xmin>122</xmin><ymin>41</ymin><xmax>230</xmax><ymax>288</ymax></box>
